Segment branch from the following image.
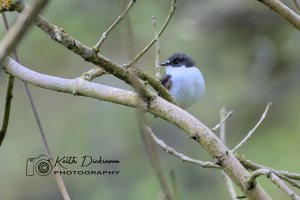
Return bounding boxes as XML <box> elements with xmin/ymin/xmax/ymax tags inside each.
<box><xmin>276</xmin><ymin>173</ymin><xmax>300</xmax><ymax>190</ymax></box>
<box><xmin>81</xmin><ymin>67</ymin><xmax>107</xmax><ymax>81</ymax></box>
<box><xmin>2</xmin><ymin>57</ymin><xmax>138</xmax><ymax>106</ymax></box>
<box><xmin>0</xmin><ymin>0</ymin><xmax>49</xmax><ymax>65</ymax></box>
<box><xmin>256</xmin><ymin>0</ymin><xmax>300</xmax><ymax>31</ymax></box>
<box><xmin>0</xmin><ymin>10</ymin><xmax>15</xmax><ymax>147</ymax></box>
<box><xmin>145</xmin><ymin>126</ymin><xmax>220</xmax><ymax>169</ymax></box>
<box><xmin>247</xmin><ymin>169</ymin><xmax>270</xmax><ymax>190</ymax></box>
<box><xmin>0</xmin><ymin>74</ymin><xmax>14</xmax><ymax>146</ymax></box>
<box><xmin>211</xmin><ymin>110</ymin><xmax>233</xmax><ymax>132</ymax></box>
<box><xmin>93</xmin><ymin>0</ymin><xmax>136</xmax><ymax>52</ymax></box>
<box><xmin>0</xmin><ymin>13</ymin><xmax>18</xmax><ymax>146</ymax></box>
<box><xmin>232</xmin><ymin>102</ymin><xmax>272</xmax><ymax>153</ymax></box>
<box><xmin>24</xmin><ymin>83</ymin><xmax>70</xmax><ymax>200</ymax></box>
<box><xmin>247</xmin><ymin>169</ymin><xmax>300</xmax><ymax>200</ymax></box>
<box><xmin>124</xmin><ymin>0</ymin><xmax>177</xmax><ymax>68</ymax></box>
<box><xmin>268</xmin><ymin>173</ymin><xmax>300</xmax><ymax>200</ymax></box>
<box><xmin>237</xmin><ymin>155</ymin><xmax>300</xmax><ymax>181</ymax></box>
<box><xmin>119</xmin><ymin>0</ymin><xmax>136</xmax><ymax>60</ymax></box>
<box><xmin>133</xmin><ymin>68</ymin><xmax>176</xmax><ymax>104</ymax></box>
<box><xmin>2</xmin><ymin>58</ymin><xmax>272</xmax><ymax>200</ymax></box>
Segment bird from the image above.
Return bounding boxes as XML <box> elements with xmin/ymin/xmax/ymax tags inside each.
<box><xmin>159</xmin><ymin>52</ymin><xmax>205</xmax><ymax>108</ymax></box>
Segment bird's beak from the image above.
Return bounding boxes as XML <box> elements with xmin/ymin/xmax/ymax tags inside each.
<box><xmin>159</xmin><ymin>60</ymin><xmax>170</xmax><ymax>66</ymax></box>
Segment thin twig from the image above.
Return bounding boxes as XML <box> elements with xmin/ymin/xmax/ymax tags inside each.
<box><xmin>211</xmin><ymin>110</ymin><xmax>233</xmax><ymax>132</ymax></box>
<box><xmin>237</xmin><ymin>154</ymin><xmax>300</xmax><ymax>181</ymax></box>
<box><xmin>124</xmin><ymin>0</ymin><xmax>177</xmax><ymax>68</ymax></box>
<box><xmin>247</xmin><ymin>169</ymin><xmax>300</xmax><ymax>200</ymax></box>
<box><xmin>152</xmin><ymin>16</ymin><xmax>161</xmax><ymax>79</ymax></box>
<box><xmin>1</xmin><ymin>10</ymin><xmax>70</xmax><ymax>200</ymax></box>
<box><xmin>145</xmin><ymin>126</ymin><xmax>220</xmax><ymax>169</ymax></box>
<box><xmin>219</xmin><ymin>107</ymin><xmax>238</xmax><ymax>200</ymax></box>
<box><xmin>256</xmin><ymin>0</ymin><xmax>300</xmax><ymax>31</ymax></box>
<box><xmin>93</xmin><ymin>0</ymin><xmax>136</xmax><ymax>52</ymax></box>
<box><xmin>269</xmin><ymin>173</ymin><xmax>300</xmax><ymax>200</ymax></box>
<box><xmin>232</xmin><ymin>102</ymin><xmax>272</xmax><ymax>153</ymax></box>
<box><xmin>276</xmin><ymin>173</ymin><xmax>300</xmax><ymax>190</ymax></box>
<box><xmin>0</xmin><ymin>0</ymin><xmax>49</xmax><ymax>65</ymax></box>
<box><xmin>119</xmin><ymin>0</ymin><xmax>136</xmax><ymax>60</ymax></box>
<box><xmin>25</xmin><ymin>83</ymin><xmax>70</xmax><ymax>200</ymax></box>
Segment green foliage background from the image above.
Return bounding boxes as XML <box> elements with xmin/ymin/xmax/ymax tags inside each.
<box><xmin>0</xmin><ymin>0</ymin><xmax>300</xmax><ymax>199</ymax></box>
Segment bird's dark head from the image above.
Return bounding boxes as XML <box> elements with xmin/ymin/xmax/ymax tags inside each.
<box><xmin>159</xmin><ymin>52</ymin><xmax>196</xmax><ymax>68</ymax></box>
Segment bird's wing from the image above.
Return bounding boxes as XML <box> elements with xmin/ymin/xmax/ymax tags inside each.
<box><xmin>161</xmin><ymin>74</ymin><xmax>172</xmax><ymax>89</ymax></box>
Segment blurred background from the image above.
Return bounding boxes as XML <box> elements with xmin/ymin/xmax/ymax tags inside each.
<box><xmin>1</xmin><ymin>0</ymin><xmax>300</xmax><ymax>199</ymax></box>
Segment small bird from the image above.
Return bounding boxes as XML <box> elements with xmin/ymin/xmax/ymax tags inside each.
<box><xmin>160</xmin><ymin>52</ymin><xmax>205</xmax><ymax>108</ymax></box>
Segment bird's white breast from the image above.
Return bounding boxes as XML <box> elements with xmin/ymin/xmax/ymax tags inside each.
<box><xmin>166</xmin><ymin>65</ymin><xmax>205</xmax><ymax>108</ymax></box>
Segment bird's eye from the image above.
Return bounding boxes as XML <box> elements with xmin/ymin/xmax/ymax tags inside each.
<box><xmin>173</xmin><ymin>59</ymin><xmax>179</xmax><ymax>64</ymax></box>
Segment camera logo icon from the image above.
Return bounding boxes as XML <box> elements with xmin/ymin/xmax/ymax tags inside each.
<box><xmin>26</xmin><ymin>155</ymin><xmax>53</xmax><ymax>176</ymax></box>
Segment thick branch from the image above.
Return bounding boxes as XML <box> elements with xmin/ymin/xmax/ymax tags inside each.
<box><xmin>3</xmin><ymin>58</ymin><xmax>138</xmax><ymax>107</ymax></box>
<box><xmin>2</xmin><ymin>58</ymin><xmax>272</xmax><ymax>200</ymax></box>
